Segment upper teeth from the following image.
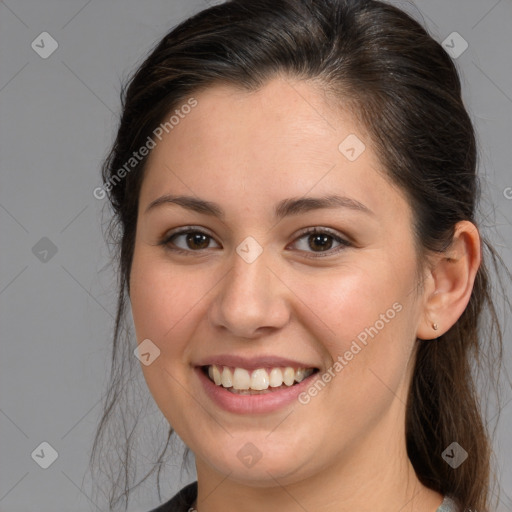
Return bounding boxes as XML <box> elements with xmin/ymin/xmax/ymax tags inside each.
<box><xmin>207</xmin><ymin>365</ymin><xmax>315</xmax><ymax>391</ymax></box>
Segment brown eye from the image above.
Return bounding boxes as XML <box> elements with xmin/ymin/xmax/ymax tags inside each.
<box><xmin>182</xmin><ymin>232</ymin><xmax>211</xmax><ymax>250</ymax></box>
<box><xmin>290</xmin><ymin>228</ymin><xmax>351</xmax><ymax>258</ymax></box>
<box><xmin>307</xmin><ymin>233</ymin><xmax>334</xmax><ymax>252</ymax></box>
<box><xmin>161</xmin><ymin>228</ymin><xmax>220</xmax><ymax>254</ymax></box>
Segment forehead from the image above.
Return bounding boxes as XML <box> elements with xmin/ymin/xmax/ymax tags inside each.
<box><xmin>140</xmin><ymin>77</ymin><xmax>410</xmax><ymax>223</ymax></box>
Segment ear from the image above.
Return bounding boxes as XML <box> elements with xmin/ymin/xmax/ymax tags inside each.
<box><xmin>416</xmin><ymin>220</ymin><xmax>481</xmax><ymax>341</ymax></box>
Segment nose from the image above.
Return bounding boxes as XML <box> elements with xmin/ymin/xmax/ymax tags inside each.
<box><xmin>207</xmin><ymin>248</ymin><xmax>291</xmax><ymax>339</ymax></box>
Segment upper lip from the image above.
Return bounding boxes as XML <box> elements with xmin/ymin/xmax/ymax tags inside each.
<box><xmin>195</xmin><ymin>354</ymin><xmax>319</xmax><ymax>371</ymax></box>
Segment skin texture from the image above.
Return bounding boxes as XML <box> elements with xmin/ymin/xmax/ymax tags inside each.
<box><xmin>129</xmin><ymin>77</ymin><xmax>481</xmax><ymax>512</ymax></box>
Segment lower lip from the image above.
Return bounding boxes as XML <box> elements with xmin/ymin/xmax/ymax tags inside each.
<box><xmin>195</xmin><ymin>367</ymin><xmax>319</xmax><ymax>414</ymax></box>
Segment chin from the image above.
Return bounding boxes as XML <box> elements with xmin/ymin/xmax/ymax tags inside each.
<box><xmin>198</xmin><ymin>443</ymin><xmax>316</xmax><ymax>487</ymax></box>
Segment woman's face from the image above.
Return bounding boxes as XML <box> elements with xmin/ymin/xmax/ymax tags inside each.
<box><xmin>129</xmin><ymin>77</ymin><xmax>427</xmax><ymax>486</ymax></box>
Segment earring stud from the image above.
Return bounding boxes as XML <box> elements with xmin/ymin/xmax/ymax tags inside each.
<box><xmin>432</xmin><ymin>323</ymin><xmax>439</xmax><ymax>331</ymax></box>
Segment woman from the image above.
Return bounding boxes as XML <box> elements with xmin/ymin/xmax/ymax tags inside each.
<box><xmin>90</xmin><ymin>1</ymin><xmax>510</xmax><ymax>511</ymax></box>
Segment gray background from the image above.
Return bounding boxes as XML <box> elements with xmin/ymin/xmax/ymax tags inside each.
<box><xmin>0</xmin><ymin>0</ymin><xmax>511</xmax><ymax>511</ymax></box>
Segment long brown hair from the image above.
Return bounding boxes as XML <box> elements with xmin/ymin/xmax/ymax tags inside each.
<box><xmin>90</xmin><ymin>1</ymin><xmax>511</xmax><ymax>510</ymax></box>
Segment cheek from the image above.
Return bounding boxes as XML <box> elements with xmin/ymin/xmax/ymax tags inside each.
<box><xmin>292</xmin><ymin>259</ymin><xmax>417</xmax><ymax>409</ymax></box>
<box><xmin>129</xmin><ymin>250</ymin><xmax>202</xmax><ymax>348</ymax></box>
<box><xmin>295</xmin><ymin>260</ymin><xmax>408</xmax><ymax>351</ymax></box>
<box><xmin>129</xmin><ymin>251</ymin><xmax>209</xmax><ymax>427</ymax></box>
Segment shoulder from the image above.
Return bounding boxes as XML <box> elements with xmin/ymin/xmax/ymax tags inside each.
<box><xmin>147</xmin><ymin>481</ymin><xmax>198</xmax><ymax>512</ymax></box>
<box><xmin>437</xmin><ymin>496</ymin><xmax>459</xmax><ymax>512</ymax></box>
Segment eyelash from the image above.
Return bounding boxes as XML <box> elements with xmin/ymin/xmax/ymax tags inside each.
<box><xmin>159</xmin><ymin>226</ymin><xmax>352</xmax><ymax>259</ymax></box>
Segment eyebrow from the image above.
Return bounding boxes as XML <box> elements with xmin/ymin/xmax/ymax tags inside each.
<box><xmin>144</xmin><ymin>193</ymin><xmax>374</xmax><ymax>219</ymax></box>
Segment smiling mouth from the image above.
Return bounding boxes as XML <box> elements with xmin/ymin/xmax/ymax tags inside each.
<box><xmin>201</xmin><ymin>365</ymin><xmax>319</xmax><ymax>394</ymax></box>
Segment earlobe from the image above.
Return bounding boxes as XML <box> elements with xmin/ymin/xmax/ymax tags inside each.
<box><xmin>416</xmin><ymin>221</ymin><xmax>481</xmax><ymax>341</ymax></box>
